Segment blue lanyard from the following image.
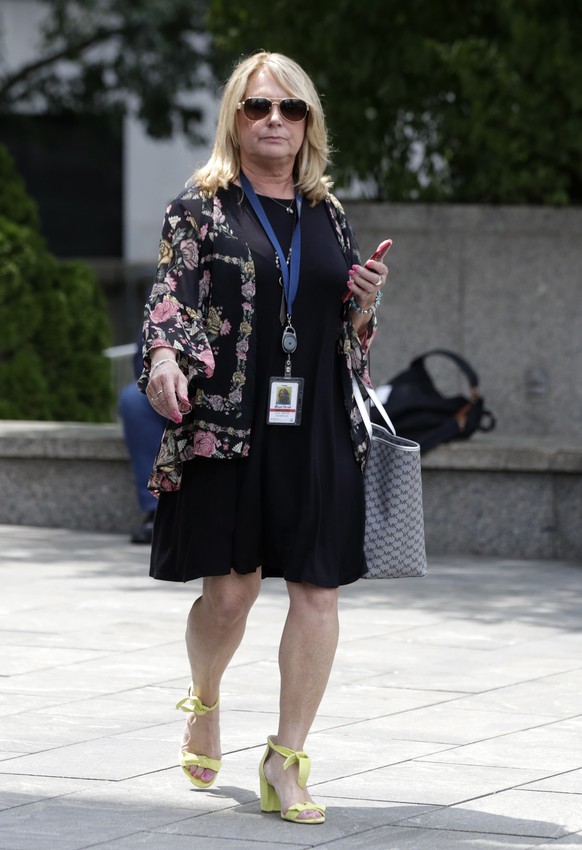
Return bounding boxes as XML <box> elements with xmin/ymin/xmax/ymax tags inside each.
<box><xmin>240</xmin><ymin>172</ymin><xmax>302</xmax><ymax>317</ymax></box>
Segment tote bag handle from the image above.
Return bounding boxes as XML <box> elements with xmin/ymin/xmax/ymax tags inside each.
<box><xmin>352</xmin><ymin>374</ymin><xmax>397</xmax><ymax>438</ymax></box>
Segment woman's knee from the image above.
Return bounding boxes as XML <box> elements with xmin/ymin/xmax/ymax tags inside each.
<box><xmin>288</xmin><ymin>583</ymin><xmax>339</xmax><ymax>620</ymax></box>
<box><xmin>203</xmin><ymin>572</ymin><xmax>260</xmax><ymax>625</ymax></box>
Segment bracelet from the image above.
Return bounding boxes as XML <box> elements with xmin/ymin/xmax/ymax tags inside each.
<box><xmin>348</xmin><ymin>290</ymin><xmax>383</xmax><ymax>315</ymax></box>
<box><xmin>150</xmin><ymin>357</ymin><xmax>178</xmax><ymax>376</ymax></box>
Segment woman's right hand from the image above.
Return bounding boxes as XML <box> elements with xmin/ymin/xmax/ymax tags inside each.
<box><xmin>146</xmin><ymin>352</ymin><xmax>191</xmax><ymax>423</ymax></box>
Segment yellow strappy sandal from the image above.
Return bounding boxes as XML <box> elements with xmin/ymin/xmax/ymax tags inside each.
<box><xmin>176</xmin><ymin>686</ymin><xmax>221</xmax><ymax>789</ymax></box>
<box><xmin>259</xmin><ymin>737</ymin><xmax>326</xmax><ymax>824</ymax></box>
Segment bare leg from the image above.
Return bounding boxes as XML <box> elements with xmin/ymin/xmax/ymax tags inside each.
<box><xmin>263</xmin><ymin>582</ymin><xmax>340</xmax><ymax>819</ymax></box>
<box><xmin>182</xmin><ymin>569</ymin><xmax>262</xmax><ymax>782</ymax></box>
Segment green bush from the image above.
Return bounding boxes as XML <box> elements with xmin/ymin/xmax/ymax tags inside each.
<box><xmin>0</xmin><ymin>145</ymin><xmax>113</xmax><ymax>421</ymax></box>
<box><xmin>0</xmin><ymin>145</ymin><xmax>40</xmax><ymax>228</ymax></box>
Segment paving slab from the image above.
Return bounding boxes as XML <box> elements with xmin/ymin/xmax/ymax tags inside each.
<box><xmin>0</xmin><ymin>736</ymin><xmax>176</xmax><ymax>781</ymax></box>
<box><xmin>312</xmin><ymin>826</ymin><xmax>549</xmax><ymax>850</ymax></box>
<box><xmin>420</xmin><ymin>716</ymin><xmax>582</xmax><ymax>772</ymax></box>
<box><xmin>314</xmin><ymin>759</ymin><xmax>546</xmax><ymax>806</ymax></box>
<box><xmin>522</xmin><ymin>767</ymin><xmax>582</xmax><ymax>794</ymax></box>
<box><xmin>401</xmin><ymin>788</ymin><xmax>582</xmax><ymax>838</ymax></box>
<box><xmin>0</xmin><ymin>524</ymin><xmax>581</xmax><ymax>850</ymax></box>
<box><xmin>0</xmin><ymin>774</ymin><xmax>101</xmax><ymax>812</ymax></box>
<box><xmin>327</xmin><ymin>703</ymin><xmax>554</xmax><ymax>745</ymax></box>
<box><xmin>152</xmin><ymin>797</ymin><xmax>437</xmax><ymax>845</ymax></box>
<box><xmin>0</xmin><ymin>710</ymin><xmax>158</xmax><ymax>753</ymax></box>
<box><xmin>453</xmin><ymin>669</ymin><xmax>582</xmax><ymax>718</ymax></box>
<box><xmin>78</xmin><ymin>834</ymin><xmax>310</xmax><ymax>850</ymax></box>
<box><xmin>318</xmin><ymin>683</ymin><xmax>467</xmax><ymax>720</ymax></box>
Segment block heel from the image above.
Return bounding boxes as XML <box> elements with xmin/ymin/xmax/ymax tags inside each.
<box><xmin>258</xmin><ymin>737</ymin><xmax>326</xmax><ymax>824</ymax></box>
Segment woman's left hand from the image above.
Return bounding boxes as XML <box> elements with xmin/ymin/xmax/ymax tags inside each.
<box><xmin>347</xmin><ymin>259</ymin><xmax>389</xmax><ymax>314</ymax></box>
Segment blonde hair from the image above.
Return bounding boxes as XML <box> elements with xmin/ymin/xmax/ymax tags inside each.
<box><xmin>193</xmin><ymin>51</ymin><xmax>332</xmax><ymax>204</ymax></box>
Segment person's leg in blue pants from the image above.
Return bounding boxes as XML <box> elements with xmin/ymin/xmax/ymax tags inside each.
<box><xmin>118</xmin><ymin>382</ymin><xmax>166</xmax><ymax>543</ymax></box>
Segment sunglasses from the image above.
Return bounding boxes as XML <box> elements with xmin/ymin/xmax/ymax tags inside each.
<box><xmin>237</xmin><ymin>97</ymin><xmax>310</xmax><ymax>123</ymax></box>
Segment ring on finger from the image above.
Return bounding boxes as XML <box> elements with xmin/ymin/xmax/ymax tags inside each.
<box><xmin>155</xmin><ymin>389</ymin><xmax>164</xmax><ymax>397</ymax></box>
<box><xmin>375</xmin><ymin>275</ymin><xmax>383</xmax><ymax>287</ymax></box>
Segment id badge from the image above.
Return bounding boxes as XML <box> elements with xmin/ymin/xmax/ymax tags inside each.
<box><xmin>267</xmin><ymin>377</ymin><xmax>304</xmax><ymax>425</ymax></box>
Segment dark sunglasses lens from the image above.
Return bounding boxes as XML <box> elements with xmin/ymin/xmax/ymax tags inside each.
<box><xmin>242</xmin><ymin>97</ymin><xmax>308</xmax><ymax>122</ymax></box>
<box><xmin>280</xmin><ymin>99</ymin><xmax>308</xmax><ymax>121</ymax></box>
<box><xmin>243</xmin><ymin>98</ymin><xmax>271</xmax><ymax>120</ymax></box>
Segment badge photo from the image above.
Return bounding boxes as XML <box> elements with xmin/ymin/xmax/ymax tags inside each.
<box><xmin>267</xmin><ymin>377</ymin><xmax>304</xmax><ymax>426</ymax></box>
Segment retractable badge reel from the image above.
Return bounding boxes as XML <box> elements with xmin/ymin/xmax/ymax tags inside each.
<box><xmin>267</xmin><ymin>319</ymin><xmax>303</xmax><ymax>425</ymax></box>
<box><xmin>282</xmin><ymin>323</ymin><xmax>297</xmax><ymax>358</ymax></box>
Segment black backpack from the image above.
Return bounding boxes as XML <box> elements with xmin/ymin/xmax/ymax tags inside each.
<box><xmin>373</xmin><ymin>349</ymin><xmax>496</xmax><ymax>454</ymax></box>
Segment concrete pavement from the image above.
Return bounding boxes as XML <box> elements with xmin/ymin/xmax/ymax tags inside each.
<box><xmin>0</xmin><ymin>524</ymin><xmax>581</xmax><ymax>849</ymax></box>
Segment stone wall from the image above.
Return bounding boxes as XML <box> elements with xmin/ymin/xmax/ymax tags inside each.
<box><xmin>343</xmin><ymin>202</ymin><xmax>582</xmax><ymax>439</ymax></box>
<box><xmin>1</xmin><ymin>422</ymin><xmax>580</xmax><ymax>560</ymax></box>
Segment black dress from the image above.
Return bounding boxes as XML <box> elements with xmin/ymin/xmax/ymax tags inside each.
<box><xmin>150</xmin><ymin>187</ymin><xmax>366</xmax><ymax>587</ymax></box>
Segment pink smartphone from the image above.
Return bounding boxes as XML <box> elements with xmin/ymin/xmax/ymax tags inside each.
<box><xmin>343</xmin><ymin>239</ymin><xmax>392</xmax><ymax>301</ymax></box>
<box><xmin>366</xmin><ymin>239</ymin><xmax>393</xmax><ymax>265</ymax></box>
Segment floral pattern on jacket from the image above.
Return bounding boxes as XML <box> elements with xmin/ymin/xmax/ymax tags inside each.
<box><xmin>139</xmin><ymin>184</ymin><xmax>376</xmax><ymax>493</ymax></box>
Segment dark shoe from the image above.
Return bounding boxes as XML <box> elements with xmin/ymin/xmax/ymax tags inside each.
<box><xmin>130</xmin><ymin>511</ymin><xmax>155</xmax><ymax>544</ymax></box>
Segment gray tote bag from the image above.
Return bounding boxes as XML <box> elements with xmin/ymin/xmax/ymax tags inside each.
<box><xmin>353</xmin><ymin>376</ymin><xmax>428</xmax><ymax>579</ymax></box>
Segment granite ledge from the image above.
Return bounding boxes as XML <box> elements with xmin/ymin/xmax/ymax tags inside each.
<box><xmin>0</xmin><ymin>420</ymin><xmax>127</xmax><ymax>460</ymax></box>
<box><xmin>423</xmin><ymin>434</ymin><xmax>582</xmax><ymax>473</ymax></box>
<box><xmin>0</xmin><ymin>421</ymin><xmax>581</xmax><ymax>473</ymax></box>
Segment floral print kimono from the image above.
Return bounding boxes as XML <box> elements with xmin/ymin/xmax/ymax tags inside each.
<box><xmin>138</xmin><ymin>183</ymin><xmax>376</xmax><ymax>494</ymax></box>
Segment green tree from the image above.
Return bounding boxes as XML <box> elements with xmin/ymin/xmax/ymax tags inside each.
<box><xmin>0</xmin><ymin>145</ymin><xmax>113</xmax><ymax>421</ymax></box>
<box><xmin>0</xmin><ymin>0</ymin><xmax>211</xmax><ymax>138</ymax></box>
<box><xmin>208</xmin><ymin>0</ymin><xmax>582</xmax><ymax>204</ymax></box>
